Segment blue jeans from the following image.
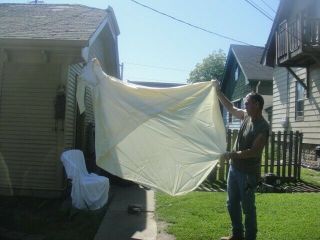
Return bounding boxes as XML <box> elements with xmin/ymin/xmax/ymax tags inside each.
<box><xmin>227</xmin><ymin>165</ymin><xmax>257</xmax><ymax>240</ymax></box>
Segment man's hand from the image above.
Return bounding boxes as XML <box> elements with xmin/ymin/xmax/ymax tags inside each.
<box><xmin>220</xmin><ymin>152</ymin><xmax>231</xmax><ymax>161</ymax></box>
<box><xmin>220</xmin><ymin>151</ymin><xmax>237</xmax><ymax>161</ymax></box>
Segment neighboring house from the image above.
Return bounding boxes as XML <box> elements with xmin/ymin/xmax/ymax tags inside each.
<box><xmin>261</xmin><ymin>0</ymin><xmax>320</xmax><ymax>162</ymax></box>
<box><xmin>0</xmin><ymin>4</ymin><xmax>120</xmax><ymax>197</ymax></box>
<box><xmin>221</xmin><ymin>44</ymin><xmax>274</xmax><ymax>130</ymax></box>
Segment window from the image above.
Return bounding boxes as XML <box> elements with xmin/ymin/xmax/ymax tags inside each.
<box><xmin>295</xmin><ymin>81</ymin><xmax>304</xmax><ymax>120</ymax></box>
<box><xmin>234</xmin><ymin>65</ymin><xmax>240</xmax><ymax>81</ymax></box>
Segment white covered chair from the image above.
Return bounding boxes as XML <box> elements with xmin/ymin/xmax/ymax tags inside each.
<box><xmin>60</xmin><ymin>149</ymin><xmax>109</xmax><ymax>210</ymax></box>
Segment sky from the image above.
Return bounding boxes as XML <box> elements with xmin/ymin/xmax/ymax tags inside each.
<box><xmin>1</xmin><ymin>0</ymin><xmax>280</xmax><ymax>83</ymax></box>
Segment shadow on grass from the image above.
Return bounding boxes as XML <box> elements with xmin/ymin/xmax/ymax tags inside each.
<box><xmin>197</xmin><ymin>179</ymin><xmax>227</xmax><ymax>192</ymax></box>
<box><xmin>0</xmin><ymin>196</ymin><xmax>107</xmax><ymax>240</ymax></box>
<box><xmin>197</xmin><ymin>179</ymin><xmax>320</xmax><ymax>193</ymax></box>
<box><xmin>280</xmin><ymin>179</ymin><xmax>320</xmax><ymax>192</ymax></box>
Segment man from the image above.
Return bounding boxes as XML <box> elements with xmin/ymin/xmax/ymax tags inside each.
<box><xmin>213</xmin><ymin>81</ymin><xmax>269</xmax><ymax>240</ymax></box>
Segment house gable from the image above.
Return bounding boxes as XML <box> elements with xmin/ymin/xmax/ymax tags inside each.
<box><xmin>261</xmin><ymin>0</ymin><xmax>320</xmax><ymax>67</ymax></box>
<box><xmin>221</xmin><ymin>44</ymin><xmax>273</xmax><ymax>129</ymax></box>
<box><xmin>222</xmin><ymin>45</ymin><xmax>273</xmax><ymax>101</ymax></box>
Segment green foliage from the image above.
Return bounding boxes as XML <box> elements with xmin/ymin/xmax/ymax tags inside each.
<box><xmin>300</xmin><ymin>168</ymin><xmax>320</xmax><ymax>186</ymax></box>
<box><xmin>187</xmin><ymin>49</ymin><xmax>226</xmax><ymax>83</ymax></box>
<box><xmin>156</xmin><ymin>192</ymin><xmax>320</xmax><ymax>240</ymax></box>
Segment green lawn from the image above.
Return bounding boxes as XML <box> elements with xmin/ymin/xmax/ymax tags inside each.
<box><xmin>300</xmin><ymin>167</ymin><xmax>320</xmax><ymax>186</ymax></box>
<box><xmin>156</xmin><ymin>192</ymin><xmax>320</xmax><ymax>240</ymax></box>
<box><xmin>156</xmin><ymin>168</ymin><xmax>320</xmax><ymax>240</ymax></box>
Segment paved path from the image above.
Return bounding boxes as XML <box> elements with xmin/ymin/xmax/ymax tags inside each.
<box><xmin>94</xmin><ymin>184</ymin><xmax>157</xmax><ymax>240</ymax></box>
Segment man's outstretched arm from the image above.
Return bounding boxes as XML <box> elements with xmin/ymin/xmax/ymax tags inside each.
<box><xmin>213</xmin><ymin>80</ymin><xmax>245</xmax><ymax>120</ymax></box>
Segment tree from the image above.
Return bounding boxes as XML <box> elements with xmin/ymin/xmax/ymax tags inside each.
<box><xmin>187</xmin><ymin>49</ymin><xmax>226</xmax><ymax>83</ymax></box>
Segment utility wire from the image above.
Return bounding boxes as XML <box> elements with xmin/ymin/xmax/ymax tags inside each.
<box><xmin>243</xmin><ymin>0</ymin><xmax>273</xmax><ymax>21</ymax></box>
<box><xmin>259</xmin><ymin>0</ymin><xmax>277</xmax><ymax>14</ymax></box>
<box><xmin>129</xmin><ymin>0</ymin><xmax>253</xmax><ymax>46</ymax></box>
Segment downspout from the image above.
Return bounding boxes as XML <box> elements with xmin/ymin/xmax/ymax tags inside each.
<box><xmin>282</xmin><ymin>70</ymin><xmax>290</xmax><ymax>129</ymax></box>
<box><xmin>255</xmin><ymin>81</ymin><xmax>261</xmax><ymax>93</ymax></box>
<box><xmin>0</xmin><ymin>49</ymin><xmax>8</xmax><ymax>117</ymax></box>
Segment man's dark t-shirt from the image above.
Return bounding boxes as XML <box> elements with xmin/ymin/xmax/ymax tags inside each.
<box><xmin>232</xmin><ymin>114</ymin><xmax>270</xmax><ymax>176</ymax></box>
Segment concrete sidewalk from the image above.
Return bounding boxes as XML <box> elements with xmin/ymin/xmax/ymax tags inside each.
<box><xmin>94</xmin><ymin>183</ymin><xmax>157</xmax><ymax>240</ymax></box>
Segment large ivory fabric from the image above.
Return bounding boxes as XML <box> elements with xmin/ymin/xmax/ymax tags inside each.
<box><xmin>78</xmin><ymin>59</ymin><xmax>226</xmax><ymax>196</ymax></box>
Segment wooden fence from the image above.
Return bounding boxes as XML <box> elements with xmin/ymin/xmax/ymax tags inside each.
<box><xmin>209</xmin><ymin>129</ymin><xmax>303</xmax><ymax>182</ymax></box>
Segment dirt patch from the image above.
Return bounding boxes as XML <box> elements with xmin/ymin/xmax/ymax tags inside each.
<box><xmin>156</xmin><ymin>220</ymin><xmax>175</xmax><ymax>240</ymax></box>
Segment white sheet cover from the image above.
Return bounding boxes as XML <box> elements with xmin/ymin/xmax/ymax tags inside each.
<box><xmin>78</xmin><ymin>59</ymin><xmax>226</xmax><ymax>196</ymax></box>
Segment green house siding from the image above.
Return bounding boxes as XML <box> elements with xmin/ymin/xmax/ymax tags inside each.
<box><xmin>257</xmin><ymin>81</ymin><xmax>273</xmax><ymax>95</ymax></box>
<box><xmin>225</xmin><ymin>75</ymin><xmax>273</xmax><ymax>100</ymax></box>
<box><xmin>225</xmin><ymin>70</ymin><xmax>251</xmax><ymax>101</ymax></box>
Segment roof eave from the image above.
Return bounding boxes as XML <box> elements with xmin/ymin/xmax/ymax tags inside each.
<box><xmin>81</xmin><ymin>6</ymin><xmax>120</xmax><ymax>62</ymax></box>
<box><xmin>261</xmin><ymin>0</ymin><xmax>288</xmax><ymax>66</ymax></box>
<box><xmin>0</xmin><ymin>38</ymin><xmax>87</xmax><ymax>49</ymax></box>
<box><xmin>221</xmin><ymin>46</ymin><xmax>233</xmax><ymax>92</ymax></box>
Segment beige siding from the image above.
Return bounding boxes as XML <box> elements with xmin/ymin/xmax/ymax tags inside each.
<box><xmin>0</xmin><ymin>63</ymin><xmax>62</xmax><ymax>193</ymax></box>
<box><xmin>272</xmin><ymin>65</ymin><xmax>320</xmax><ymax>144</ymax></box>
<box><xmin>64</xmin><ymin>63</ymin><xmax>82</xmax><ymax>149</ymax></box>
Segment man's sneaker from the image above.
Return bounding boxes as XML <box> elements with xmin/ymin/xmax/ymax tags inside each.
<box><xmin>220</xmin><ymin>236</ymin><xmax>244</xmax><ymax>240</ymax></box>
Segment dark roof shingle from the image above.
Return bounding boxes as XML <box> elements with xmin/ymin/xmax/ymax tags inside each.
<box><xmin>0</xmin><ymin>4</ymin><xmax>107</xmax><ymax>41</ymax></box>
<box><xmin>231</xmin><ymin>44</ymin><xmax>273</xmax><ymax>81</ymax></box>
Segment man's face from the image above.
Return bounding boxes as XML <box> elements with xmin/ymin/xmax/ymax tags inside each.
<box><xmin>245</xmin><ymin>96</ymin><xmax>258</xmax><ymax>116</ymax></box>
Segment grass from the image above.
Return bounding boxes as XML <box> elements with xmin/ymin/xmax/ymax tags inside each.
<box><xmin>156</xmin><ymin>168</ymin><xmax>320</xmax><ymax>240</ymax></box>
<box><xmin>300</xmin><ymin>168</ymin><xmax>320</xmax><ymax>186</ymax></box>
<box><xmin>0</xmin><ymin>196</ymin><xmax>106</xmax><ymax>240</ymax></box>
<box><xmin>156</xmin><ymin>192</ymin><xmax>320</xmax><ymax>240</ymax></box>
<box><xmin>1</xmin><ymin>168</ymin><xmax>318</xmax><ymax>240</ymax></box>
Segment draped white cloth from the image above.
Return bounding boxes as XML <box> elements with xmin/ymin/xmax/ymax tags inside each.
<box><xmin>61</xmin><ymin>149</ymin><xmax>109</xmax><ymax>210</ymax></box>
<box><xmin>78</xmin><ymin>59</ymin><xmax>226</xmax><ymax>196</ymax></box>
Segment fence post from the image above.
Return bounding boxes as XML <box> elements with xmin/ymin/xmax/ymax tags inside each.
<box><xmin>293</xmin><ymin>131</ymin><xmax>299</xmax><ymax>180</ymax></box>
<box><xmin>288</xmin><ymin>131</ymin><xmax>293</xmax><ymax>179</ymax></box>
<box><xmin>277</xmin><ymin>131</ymin><xmax>281</xmax><ymax>176</ymax></box>
<box><xmin>218</xmin><ymin>157</ymin><xmax>225</xmax><ymax>181</ymax></box>
<box><xmin>270</xmin><ymin>131</ymin><xmax>275</xmax><ymax>173</ymax></box>
<box><xmin>298</xmin><ymin>132</ymin><xmax>303</xmax><ymax>180</ymax></box>
<box><xmin>282</xmin><ymin>131</ymin><xmax>287</xmax><ymax>178</ymax></box>
<box><xmin>264</xmin><ymin>131</ymin><xmax>269</xmax><ymax>176</ymax></box>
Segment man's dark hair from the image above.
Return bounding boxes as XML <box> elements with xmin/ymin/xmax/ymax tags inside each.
<box><xmin>248</xmin><ymin>92</ymin><xmax>264</xmax><ymax>110</ymax></box>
